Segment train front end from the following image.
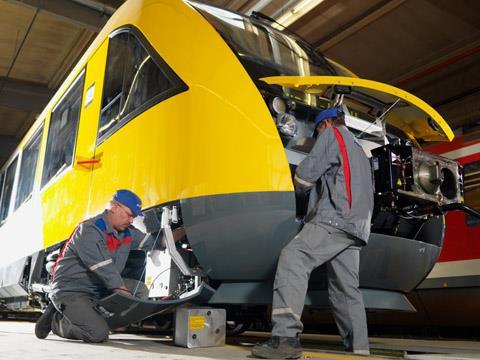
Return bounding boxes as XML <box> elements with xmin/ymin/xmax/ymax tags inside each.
<box><xmin>74</xmin><ymin>0</ymin><xmax>468</xmax><ymax>328</ymax></box>
<box><xmin>174</xmin><ymin>1</ymin><xmax>464</xmax><ymax>311</ymax></box>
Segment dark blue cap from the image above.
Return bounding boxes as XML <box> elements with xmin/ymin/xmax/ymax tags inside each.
<box><xmin>314</xmin><ymin>107</ymin><xmax>341</xmax><ymax>128</ymax></box>
<box><xmin>114</xmin><ymin>189</ymin><xmax>143</xmax><ymax>217</ymax></box>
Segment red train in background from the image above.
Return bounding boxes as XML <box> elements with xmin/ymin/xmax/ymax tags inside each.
<box><xmin>429</xmin><ymin>132</ymin><xmax>480</xmax><ymax>269</ymax></box>
<box><xmin>420</xmin><ymin>132</ymin><xmax>479</xmax><ymax>319</ymax></box>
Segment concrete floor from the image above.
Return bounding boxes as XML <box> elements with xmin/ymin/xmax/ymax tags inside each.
<box><xmin>2</xmin><ymin>321</ymin><xmax>480</xmax><ymax>359</ymax></box>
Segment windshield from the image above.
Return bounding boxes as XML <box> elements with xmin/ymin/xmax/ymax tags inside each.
<box><xmin>190</xmin><ymin>1</ymin><xmax>336</xmax><ymax>80</ymax></box>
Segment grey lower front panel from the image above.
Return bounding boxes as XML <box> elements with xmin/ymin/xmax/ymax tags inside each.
<box><xmin>358</xmin><ymin>234</ymin><xmax>441</xmax><ymax>292</ymax></box>
<box><xmin>308</xmin><ymin>234</ymin><xmax>441</xmax><ymax>293</ymax></box>
<box><xmin>181</xmin><ymin>191</ymin><xmax>299</xmax><ymax>280</ymax></box>
<box><xmin>181</xmin><ymin>191</ymin><xmax>442</xmax><ymax>293</ymax></box>
<box><xmin>208</xmin><ymin>282</ymin><xmax>414</xmax><ymax>312</ymax></box>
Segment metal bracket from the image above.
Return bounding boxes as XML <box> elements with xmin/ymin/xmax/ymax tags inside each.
<box><xmin>333</xmin><ymin>93</ymin><xmax>344</xmax><ymax>107</ymax></box>
<box><xmin>161</xmin><ymin>206</ymin><xmax>194</xmax><ymax>277</ymax></box>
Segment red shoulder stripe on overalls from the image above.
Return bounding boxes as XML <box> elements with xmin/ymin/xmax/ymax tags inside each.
<box><xmin>106</xmin><ymin>232</ymin><xmax>132</xmax><ymax>252</ymax></box>
<box><xmin>332</xmin><ymin>127</ymin><xmax>352</xmax><ymax>209</ymax></box>
<box><xmin>95</xmin><ymin>218</ymin><xmax>132</xmax><ymax>252</ymax></box>
<box><xmin>50</xmin><ymin>221</ymin><xmax>85</xmax><ymax>282</ymax></box>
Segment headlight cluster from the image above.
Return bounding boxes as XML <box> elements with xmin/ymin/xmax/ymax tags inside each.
<box><xmin>271</xmin><ymin>96</ymin><xmax>287</xmax><ymax>114</ymax></box>
<box><xmin>276</xmin><ymin>113</ymin><xmax>297</xmax><ymax>137</ymax></box>
<box><xmin>412</xmin><ymin>148</ymin><xmax>461</xmax><ymax>202</ymax></box>
<box><xmin>269</xmin><ymin>96</ymin><xmax>297</xmax><ymax>137</ymax></box>
<box><xmin>371</xmin><ymin>143</ymin><xmax>463</xmax><ymax>212</ymax></box>
<box><xmin>416</xmin><ymin>161</ymin><xmax>443</xmax><ymax>195</ymax></box>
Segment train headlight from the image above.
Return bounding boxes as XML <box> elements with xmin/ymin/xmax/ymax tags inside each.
<box><xmin>416</xmin><ymin>161</ymin><xmax>442</xmax><ymax>195</ymax></box>
<box><xmin>276</xmin><ymin>113</ymin><xmax>297</xmax><ymax>137</ymax></box>
<box><xmin>412</xmin><ymin>150</ymin><xmax>460</xmax><ymax>202</ymax></box>
<box><xmin>440</xmin><ymin>167</ymin><xmax>458</xmax><ymax>200</ymax></box>
<box><xmin>270</xmin><ymin>96</ymin><xmax>287</xmax><ymax>115</ymax></box>
<box><xmin>415</xmin><ymin>161</ymin><xmax>458</xmax><ymax>200</ymax></box>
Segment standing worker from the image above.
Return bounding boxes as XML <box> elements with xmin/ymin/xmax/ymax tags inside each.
<box><xmin>35</xmin><ymin>189</ymin><xmax>183</xmax><ymax>343</ymax></box>
<box><xmin>253</xmin><ymin>108</ymin><xmax>374</xmax><ymax>358</ymax></box>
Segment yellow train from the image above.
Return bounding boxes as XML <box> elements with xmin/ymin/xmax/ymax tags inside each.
<box><xmin>0</xmin><ymin>0</ymin><xmax>467</xmax><ymax>326</ymax></box>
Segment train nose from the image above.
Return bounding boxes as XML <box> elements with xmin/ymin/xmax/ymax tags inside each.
<box><xmin>178</xmin><ymin>190</ymin><xmax>443</xmax><ymax>294</ymax></box>
<box><xmin>359</xmin><ymin>215</ymin><xmax>444</xmax><ymax>292</ymax></box>
<box><xmin>181</xmin><ymin>191</ymin><xmax>299</xmax><ymax>280</ymax></box>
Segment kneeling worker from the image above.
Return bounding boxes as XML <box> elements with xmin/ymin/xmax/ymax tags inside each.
<box><xmin>35</xmin><ymin>189</ymin><xmax>181</xmax><ymax>342</ymax></box>
<box><xmin>253</xmin><ymin>108</ymin><xmax>374</xmax><ymax>358</ymax></box>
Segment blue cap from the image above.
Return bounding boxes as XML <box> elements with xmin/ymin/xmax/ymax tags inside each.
<box><xmin>113</xmin><ymin>189</ymin><xmax>143</xmax><ymax>217</ymax></box>
<box><xmin>314</xmin><ymin>107</ymin><xmax>341</xmax><ymax>128</ymax></box>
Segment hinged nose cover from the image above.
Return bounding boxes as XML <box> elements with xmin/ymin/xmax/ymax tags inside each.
<box><xmin>261</xmin><ymin>76</ymin><xmax>454</xmax><ymax>143</ymax></box>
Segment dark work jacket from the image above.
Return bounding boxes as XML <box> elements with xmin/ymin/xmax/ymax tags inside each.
<box><xmin>295</xmin><ymin>126</ymin><xmax>374</xmax><ymax>244</ymax></box>
<box><xmin>50</xmin><ymin>211</ymin><xmax>162</xmax><ymax>297</ymax></box>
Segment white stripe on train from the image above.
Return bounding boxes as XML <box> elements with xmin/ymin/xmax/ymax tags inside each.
<box><xmin>427</xmin><ymin>258</ymin><xmax>480</xmax><ymax>279</ymax></box>
<box><xmin>440</xmin><ymin>143</ymin><xmax>480</xmax><ymax>160</ymax></box>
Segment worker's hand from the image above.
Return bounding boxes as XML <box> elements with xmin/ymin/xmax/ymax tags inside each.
<box><xmin>114</xmin><ymin>287</ymin><xmax>132</xmax><ymax>296</ymax></box>
<box><xmin>293</xmin><ymin>174</ymin><xmax>315</xmax><ymax>194</ymax></box>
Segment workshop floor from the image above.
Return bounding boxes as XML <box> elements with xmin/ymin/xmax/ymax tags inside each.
<box><xmin>2</xmin><ymin>321</ymin><xmax>480</xmax><ymax>359</ymax></box>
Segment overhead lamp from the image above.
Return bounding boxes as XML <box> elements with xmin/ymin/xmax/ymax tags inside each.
<box><xmin>274</xmin><ymin>0</ymin><xmax>326</xmax><ymax>28</ymax></box>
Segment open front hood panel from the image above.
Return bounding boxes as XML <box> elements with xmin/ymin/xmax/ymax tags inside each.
<box><xmin>261</xmin><ymin>76</ymin><xmax>454</xmax><ymax>143</ymax></box>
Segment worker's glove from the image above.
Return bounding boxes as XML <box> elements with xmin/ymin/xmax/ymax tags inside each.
<box><xmin>113</xmin><ymin>287</ymin><xmax>132</xmax><ymax>296</ymax></box>
<box><xmin>294</xmin><ymin>182</ymin><xmax>311</xmax><ymax>197</ymax></box>
<box><xmin>293</xmin><ymin>174</ymin><xmax>314</xmax><ymax>195</ymax></box>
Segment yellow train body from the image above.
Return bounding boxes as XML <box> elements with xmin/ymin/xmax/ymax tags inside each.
<box><xmin>27</xmin><ymin>0</ymin><xmax>293</xmax><ymax>249</ymax></box>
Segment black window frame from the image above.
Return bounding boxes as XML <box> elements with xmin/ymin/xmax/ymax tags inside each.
<box><xmin>97</xmin><ymin>25</ymin><xmax>188</xmax><ymax>145</ymax></box>
<box><xmin>41</xmin><ymin>70</ymin><xmax>86</xmax><ymax>189</ymax></box>
<box><xmin>14</xmin><ymin>125</ymin><xmax>44</xmax><ymax>210</ymax></box>
<box><xmin>0</xmin><ymin>172</ymin><xmax>4</xmax><ymax>216</ymax></box>
<box><xmin>0</xmin><ymin>156</ymin><xmax>19</xmax><ymax>223</ymax></box>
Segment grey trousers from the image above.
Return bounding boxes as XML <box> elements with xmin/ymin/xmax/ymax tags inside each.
<box><xmin>271</xmin><ymin>222</ymin><xmax>369</xmax><ymax>353</ymax></box>
<box><xmin>50</xmin><ymin>278</ymin><xmax>148</xmax><ymax>343</ymax></box>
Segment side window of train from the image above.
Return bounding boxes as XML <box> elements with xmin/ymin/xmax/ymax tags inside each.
<box><xmin>0</xmin><ymin>157</ymin><xmax>18</xmax><ymax>223</ymax></box>
<box><xmin>465</xmin><ymin>161</ymin><xmax>480</xmax><ymax>227</ymax></box>
<box><xmin>98</xmin><ymin>27</ymin><xmax>187</xmax><ymax>141</ymax></box>
<box><xmin>42</xmin><ymin>71</ymin><xmax>85</xmax><ymax>188</ymax></box>
<box><xmin>0</xmin><ymin>172</ymin><xmax>4</xmax><ymax>219</ymax></box>
<box><xmin>15</xmin><ymin>127</ymin><xmax>43</xmax><ymax>210</ymax></box>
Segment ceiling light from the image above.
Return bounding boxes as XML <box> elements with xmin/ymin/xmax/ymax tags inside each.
<box><xmin>274</xmin><ymin>0</ymin><xmax>326</xmax><ymax>28</ymax></box>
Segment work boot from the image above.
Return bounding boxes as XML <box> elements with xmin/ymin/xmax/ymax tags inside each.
<box><xmin>251</xmin><ymin>336</ymin><xmax>303</xmax><ymax>359</ymax></box>
<box><xmin>35</xmin><ymin>303</ymin><xmax>57</xmax><ymax>339</ymax></box>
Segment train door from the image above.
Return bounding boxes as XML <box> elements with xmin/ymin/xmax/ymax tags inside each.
<box><xmin>87</xmin><ymin>28</ymin><xmax>187</xmax><ymax>213</ymax></box>
<box><xmin>40</xmin><ymin>41</ymin><xmax>110</xmax><ymax>248</ymax></box>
